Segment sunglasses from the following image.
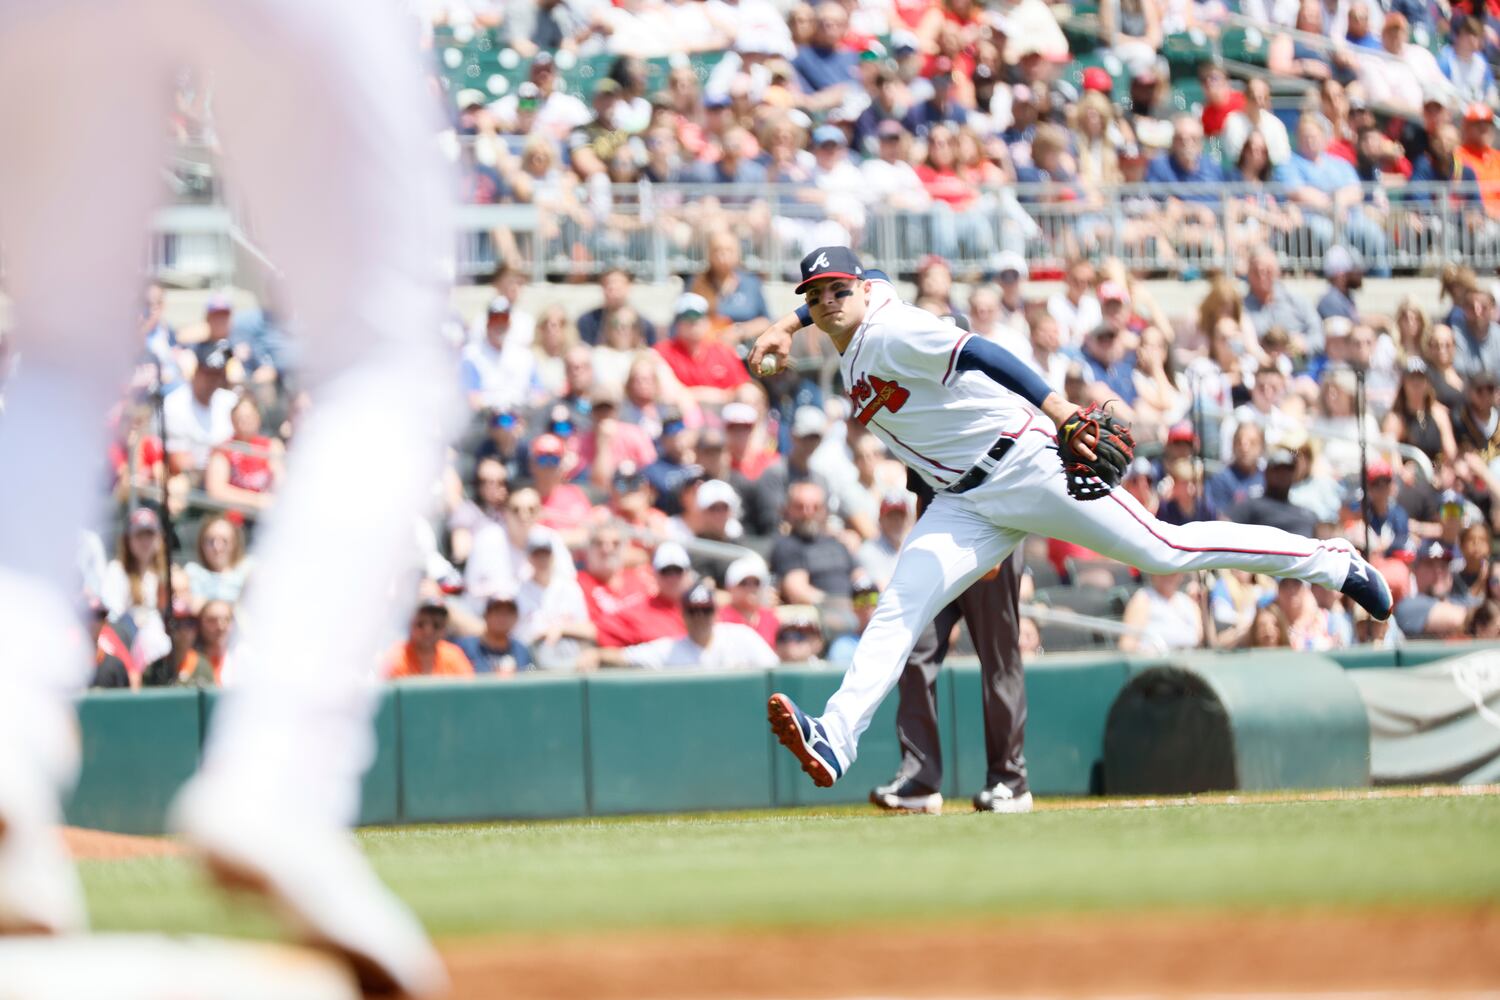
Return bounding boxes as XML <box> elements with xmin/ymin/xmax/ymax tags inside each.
<box><xmin>534</xmin><ymin>454</ymin><xmax>562</xmax><ymax>468</ymax></box>
<box><xmin>685</xmin><ymin>606</ymin><xmax>715</xmax><ymax>616</ymax></box>
<box><xmin>778</xmin><ymin>628</ymin><xmax>817</xmax><ymax>641</ymax></box>
<box><xmin>658</xmin><ymin>565</ymin><xmax>687</xmax><ymax>576</ymax></box>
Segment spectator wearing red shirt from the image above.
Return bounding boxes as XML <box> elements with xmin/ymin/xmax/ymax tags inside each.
<box><xmin>613</xmin><ymin>541</ymin><xmax>696</xmax><ymax>646</ymax></box>
<box><xmin>653</xmin><ymin>293</ymin><xmax>749</xmax><ymax>406</ymax></box>
<box><xmin>591</xmin><ymin>461</ymin><xmax>672</xmax><ymax>559</ymax></box>
<box><xmin>1199</xmin><ymin>63</ymin><xmax>1245</xmax><ymax>138</ymax></box>
<box><xmin>573</xmin><ymin>384</ymin><xmax>657</xmax><ymax>490</ymax></box>
<box><xmin>585</xmin><ymin>524</ymin><xmax>681</xmax><ymax>650</ymax></box>
<box><xmin>578</xmin><ymin>523</ymin><xmax>659</xmax><ymax>647</ymax></box>
<box><xmin>717</xmin><ymin>555</ymin><xmax>779</xmax><ymax>646</ymax></box>
<box><xmin>206</xmin><ymin>394</ymin><xmax>283</xmax><ymax>514</ymax></box>
<box><xmin>531</xmin><ymin>433</ymin><xmax>593</xmax><ymax>546</ymax></box>
<box><xmin>722</xmin><ymin>401</ymin><xmax>778</xmax><ymax>479</ymax></box>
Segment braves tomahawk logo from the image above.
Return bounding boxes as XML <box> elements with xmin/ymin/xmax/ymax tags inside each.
<box><xmin>850</xmin><ymin>374</ymin><xmax>910</xmax><ymax>426</ymax></box>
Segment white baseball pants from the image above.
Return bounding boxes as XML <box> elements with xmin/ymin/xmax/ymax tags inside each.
<box><xmin>0</xmin><ymin>0</ymin><xmax>457</xmax><ymax>833</ymax></box>
<box><xmin>819</xmin><ymin>428</ymin><xmax>1356</xmax><ymax>764</ymax></box>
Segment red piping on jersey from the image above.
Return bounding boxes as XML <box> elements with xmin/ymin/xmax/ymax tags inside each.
<box><xmin>1106</xmin><ymin>492</ymin><xmax>1325</xmax><ymax>559</ymax></box>
<box><xmin>871</xmin><ymin>418</ymin><xmax>963</xmax><ymax>478</ymax></box>
<box><xmin>999</xmin><ymin>414</ymin><xmax>1035</xmax><ymax>439</ymax></box>
<box><xmin>942</xmin><ymin>333</ymin><xmax>971</xmax><ymax>386</ymax></box>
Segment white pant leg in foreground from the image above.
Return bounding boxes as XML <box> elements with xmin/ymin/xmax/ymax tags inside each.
<box><xmin>167</xmin><ymin>1</ymin><xmax>460</xmax><ymax>995</ymax></box>
<box><xmin>0</xmin><ymin>1</ymin><xmax>183</xmax><ymax>933</ymax></box>
<box><xmin>0</xmin><ymin>0</ymin><xmax>459</xmax><ymax>991</ymax></box>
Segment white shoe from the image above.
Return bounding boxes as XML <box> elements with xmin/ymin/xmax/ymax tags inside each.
<box><xmin>972</xmin><ymin>786</ymin><xmax>1034</xmax><ymax>814</ymax></box>
<box><xmin>0</xmin><ymin>765</ymin><xmax>87</xmax><ymax>935</ymax></box>
<box><xmin>170</xmin><ymin>781</ymin><xmax>447</xmax><ymax>997</ymax></box>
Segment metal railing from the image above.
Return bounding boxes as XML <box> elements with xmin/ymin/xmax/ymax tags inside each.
<box><xmin>153</xmin><ymin>177</ymin><xmax>1500</xmax><ymax>286</ymax></box>
<box><xmin>447</xmin><ymin>180</ymin><xmax>1500</xmax><ymax>282</ymax></box>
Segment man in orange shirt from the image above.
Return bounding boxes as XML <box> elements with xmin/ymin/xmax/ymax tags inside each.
<box><xmin>383</xmin><ymin>601</ymin><xmax>474</xmax><ymax>679</ymax></box>
<box><xmin>1456</xmin><ymin>102</ymin><xmax>1500</xmax><ymax>219</ymax></box>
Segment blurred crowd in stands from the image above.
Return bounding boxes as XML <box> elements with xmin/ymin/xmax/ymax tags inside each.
<box><xmin>27</xmin><ymin>0</ymin><xmax>1500</xmax><ymax>688</ymax></box>
<box><xmin>427</xmin><ymin>0</ymin><xmax>1500</xmax><ymax>278</ymax></box>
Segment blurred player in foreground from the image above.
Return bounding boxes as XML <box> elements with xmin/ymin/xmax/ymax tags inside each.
<box><xmin>750</xmin><ymin>247</ymin><xmax>1393</xmax><ymax>790</ymax></box>
<box><xmin>0</xmin><ymin>1</ymin><xmax>456</xmax><ymax>994</ymax></box>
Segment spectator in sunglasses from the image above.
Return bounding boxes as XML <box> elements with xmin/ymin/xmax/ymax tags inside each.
<box><xmin>601</xmin><ymin>581</ymin><xmax>778</xmax><ymax>669</ymax></box>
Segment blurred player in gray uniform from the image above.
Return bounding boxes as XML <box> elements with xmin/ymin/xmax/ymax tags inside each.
<box><xmin>0</xmin><ymin>1</ymin><xmax>456</xmax><ymax>993</ymax></box>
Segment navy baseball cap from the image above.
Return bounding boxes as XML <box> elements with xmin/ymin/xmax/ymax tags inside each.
<box><xmin>795</xmin><ymin>246</ymin><xmax>864</xmax><ymax>295</ymax></box>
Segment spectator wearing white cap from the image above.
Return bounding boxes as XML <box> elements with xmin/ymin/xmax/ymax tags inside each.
<box><xmin>515</xmin><ymin>527</ymin><xmax>594</xmax><ymax>671</ymax></box>
<box><xmin>989</xmin><ymin>250</ymin><xmax>1030</xmax><ymax>337</ymax></box>
<box><xmin>653</xmin><ymin>292</ymin><xmax>751</xmax><ymax>406</ymax></box>
<box><xmin>163</xmin><ymin>340</ymin><xmax>235</xmax><ymax>477</ymax></box>
<box><xmin>1317</xmin><ymin>246</ymin><xmax>1368</xmax><ymax>324</ymax></box>
<box><xmin>809</xmin><ymin>124</ymin><xmax>867</xmax><ymax>245</ymax></box>
<box><xmin>718</xmin><ymin>555</ymin><xmax>779</xmax><ymax>645</ymax></box>
<box><xmin>680</xmin><ymin>477</ymin><xmax>741</xmax><ymax>580</ymax></box>
<box><xmin>858</xmin><ymin>119</ymin><xmax>931</xmax><ymax>214</ymax></box>
<box><xmin>460</xmin><ymin>295</ymin><xmax>541</xmax><ymax>413</ymax></box>
<box><xmin>601</xmin><ymin>580</ymin><xmax>778</xmax><ymax>670</ymax></box>
<box><xmin>857</xmin><ymin>491</ymin><xmax>913</xmax><ymax>590</ymax></box>
<box><xmin>967</xmin><ymin>285</ymin><xmax>1028</xmax><ymax>359</ymax></box>
<box><xmin>589</xmin><ymin>540</ymin><xmax>697</xmax><ymax>650</ymax></box>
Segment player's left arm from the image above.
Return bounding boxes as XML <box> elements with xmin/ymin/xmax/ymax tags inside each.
<box><xmin>951</xmin><ymin>337</ymin><xmax>1091</xmax><ymax>453</ymax></box>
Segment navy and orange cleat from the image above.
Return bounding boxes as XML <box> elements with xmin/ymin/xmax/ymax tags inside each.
<box><xmin>1340</xmin><ymin>555</ymin><xmax>1393</xmax><ymax>621</ymax></box>
<box><xmin>767</xmin><ymin>693</ymin><xmax>845</xmax><ymax>788</ymax></box>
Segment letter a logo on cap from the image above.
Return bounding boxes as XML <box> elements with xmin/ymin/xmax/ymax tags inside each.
<box><xmin>812</xmin><ymin>252</ymin><xmax>830</xmax><ymax>271</ymax></box>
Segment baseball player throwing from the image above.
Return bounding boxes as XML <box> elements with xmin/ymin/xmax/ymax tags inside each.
<box><xmin>750</xmin><ymin>247</ymin><xmax>1393</xmax><ymax>789</ymax></box>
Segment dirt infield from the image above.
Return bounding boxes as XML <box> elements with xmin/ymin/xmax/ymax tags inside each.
<box><xmin>441</xmin><ymin>910</ymin><xmax>1500</xmax><ymax>999</ymax></box>
<box><xmin>63</xmin><ymin>827</ymin><xmax>184</xmax><ymax>861</ymax></box>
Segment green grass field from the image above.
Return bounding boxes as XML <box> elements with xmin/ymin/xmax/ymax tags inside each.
<box><xmin>79</xmin><ymin>792</ymin><xmax>1500</xmax><ymax>943</ymax></box>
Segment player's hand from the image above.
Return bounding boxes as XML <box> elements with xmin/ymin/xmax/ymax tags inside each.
<box><xmin>1041</xmin><ymin>393</ymin><xmax>1097</xmax><ymax>461</ymax></box>
<box><xmin>749</xmin><ymin>327</ymin><xmax>793</xmax><ymax>377</ymax></box>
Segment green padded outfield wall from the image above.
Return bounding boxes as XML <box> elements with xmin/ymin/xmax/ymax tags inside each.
<box><xmin>66</xmin><ymin>689</ymin><xmax>201</xmax><ymax>835</ymax></box>
<box><xmin>1103</xmin><ymin>651</ymin><xmax>1371</xmax><ymax>794</ymax></box>
<box><xmin>399</xmin><ymin>675</ymin><xmax>587</xmax><ymax>822</ymax></box>
<box><xmin>71</xmin><ymin>639</ymin><xmax>1467</xmax><ymax>832</ymax></box>
<box><xmin>950</xmin><ymin>654</ymin><xmax>1134</xmax><ymax>796</ymax></box>
<box><xmin>588</xmin><ymin>672</ymin><xmax>775</xmax><ymax>814</ymax></box>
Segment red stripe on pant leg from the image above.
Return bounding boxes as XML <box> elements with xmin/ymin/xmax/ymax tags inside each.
<box><xmin>1106</xmin><ymin>492</ymin><xmax>1322</xmax><ymax>560</ymax></box>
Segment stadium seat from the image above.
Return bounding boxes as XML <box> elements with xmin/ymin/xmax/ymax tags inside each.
<box><xmin>1162</xmin><ymin>31</ymin><xmax>1213</xmax><ymax>79</ymax></box>
<box><xmin>1035</xmin><ymin>585</ymin><xmax>1130</xmax><ymax>619</ymax></box>
<box><xmin>1219</xmin><ymin>26</ymin><xmax>1269</xmax><ymax>68</ymax></box>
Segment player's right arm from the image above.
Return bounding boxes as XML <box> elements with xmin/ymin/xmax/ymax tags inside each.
<box><xmin>749</xmin><ymin>270</ymin><xmax>895</xmax><ymax>376</ymax></box>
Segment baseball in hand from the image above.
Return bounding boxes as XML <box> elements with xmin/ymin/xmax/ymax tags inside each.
<box><xmin>759</xmin><ymin>353</ymin><xmax>781</xmax><ymax>376</ymax></box>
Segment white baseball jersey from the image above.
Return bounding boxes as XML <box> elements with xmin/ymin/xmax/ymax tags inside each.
<box><xmin>839</xmin><ymin>293</ymin><xmax>1039</xmax><ymax>491</ymax></box>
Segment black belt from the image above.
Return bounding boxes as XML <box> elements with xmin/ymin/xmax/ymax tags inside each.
<box><xmin>945</xmin><ymin>436</ymin><xmax>1015</xmax><ymax>494</ymax></box>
